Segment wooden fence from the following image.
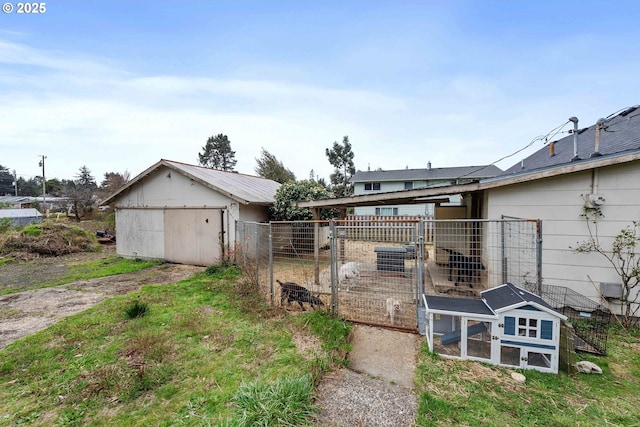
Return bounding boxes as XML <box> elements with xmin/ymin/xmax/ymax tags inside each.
<box><xmin>341</xmin><ymin>215</ymin><xmax>433</xmax><ymax>243</ymax></box>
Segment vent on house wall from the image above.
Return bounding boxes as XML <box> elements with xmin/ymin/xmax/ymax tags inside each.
<box><xmin>600</xmin><ymin>282</ymin><xmax>622</xmax><ymax>299</ymax></box>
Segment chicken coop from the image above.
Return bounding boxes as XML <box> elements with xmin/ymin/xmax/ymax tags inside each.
<box><xmin>424</xmin><ymin>283</ymin><xmax>567</xmax><ymax>374</ymax></box>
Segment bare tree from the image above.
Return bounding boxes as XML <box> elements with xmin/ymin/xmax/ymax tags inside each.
<box><xmin>573</xmin><ymin>200</ymin><xmax>640</xmax><ymax>327</ymax></box>
<box><xmin>66</xmin><ymin>166</ymin><xmax>97</xmax><ymax>221</ymax></box>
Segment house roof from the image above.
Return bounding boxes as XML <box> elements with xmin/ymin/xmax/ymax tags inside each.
<box><xmin>0</xmin><ymin>208</ymin><xmax>42</xmax><ymax>218</ymax></box>
<box><xmin>352</xmin><ymin>165</ymin><xmax>503</xmax><ymax>183</ymax></box>
<box><xmin>101</xmin><ymin>159</ymin><xmax>281</xmax><ymax>206</ymax></box>
<box><xmin>0</xmin><ymin>196</ymin><xmax>33</xmax><ymax>204</ymax></box>
<box><xmin>499</xmin><ymin>105</ymin><xmax>640</xmax><ymax>177</ymax></box>
<box><xmin>297</xmin><ymin>104</ymin><xmax>640</xmax><ymax>211</ymax></box>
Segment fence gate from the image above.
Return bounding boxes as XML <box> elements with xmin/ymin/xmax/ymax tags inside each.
<box><xmin>331</xmin><ymin>220</ymin><xmax>421</xmax><ymax>331</ymax></box>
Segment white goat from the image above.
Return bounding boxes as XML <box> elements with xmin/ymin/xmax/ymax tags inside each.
<box><xmin>338</xmin><ymin>262</ymin><xmax>361</xmax><ymax>291</ymax></box>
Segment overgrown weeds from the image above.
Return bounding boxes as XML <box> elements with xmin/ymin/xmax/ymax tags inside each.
<box><xmin>0</xmin><ymin>222</ymin><xmax>101</xmax><ymax>257</ymax></box>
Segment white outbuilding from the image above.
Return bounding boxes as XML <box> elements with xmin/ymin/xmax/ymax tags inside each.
<box><xmin>101</xmin><ymin>159</ymin><xmax>280</xmax><ymax>266</ymax></box>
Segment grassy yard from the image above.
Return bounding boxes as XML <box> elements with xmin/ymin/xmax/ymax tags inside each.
<box><xmin>1</xmin><ymin>255</ymin><xmax>639</xmax><ymax>426</ymax></box>
<box><xmin>415</xmin><ymin>324</ymin><xmax>640</xmax><ymax>426</ymax></box>
<box><xmin>0</xmin><ymin>266</ymin><xmax>351</xmax><ymax>426</ymax></box>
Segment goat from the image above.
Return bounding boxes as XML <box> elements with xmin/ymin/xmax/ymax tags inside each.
<box><xmin>338</xmin><ymin>262</ymin><xmax>361</xmax><ymax>291</ymax></box>
<box><xmin>441</xmin><ymin>248</ymin><xmax>485</xmax><ymax>288</ymax></box>
<box><xmin>385</xmin><ymin>298</ymin><xmax>401</xmax><ymax>324</ymax></box>
<box><xmin>276</xmin><ymin>280</ymin><xmax>324</xmax><ymax>311</ymax></box>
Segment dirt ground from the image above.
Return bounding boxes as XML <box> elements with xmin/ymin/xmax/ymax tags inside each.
<box><xmin>0</xmin><ymin>248</ymin><xmax>422</xmax><ymax>426</ymax></box>
<box><xmin>0</xmin><ymin>247</ymin><xmax>204</xmax><ymax>350</ymax></box>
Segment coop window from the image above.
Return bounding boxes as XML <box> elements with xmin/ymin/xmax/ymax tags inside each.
<box><xmin>505</xmin><ymin>315</ymin><xmax>545</xmax><ymax>339</ymax></box>
<box><xmin>364</xmin><ymin>182</ymin><xmax>381</xmax><ymax>191</ymax></box>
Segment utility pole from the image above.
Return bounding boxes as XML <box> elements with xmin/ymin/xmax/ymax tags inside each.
<box><xmin>39</xmin><ymin>155</ymin><xmax>46</xmax><ymax>212</ymax></box>
<box><xmin>12</xmin><ymin>170</ymin><xmax>17</xmax><ymax>196</ymax></box>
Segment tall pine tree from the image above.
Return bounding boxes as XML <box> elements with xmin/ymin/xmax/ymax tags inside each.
<box><xmin>325</xmin><ymin>136</ymin><xmax>355</xmax><ymax>198</ymax></box>
<box><xmin>198</xmin><ymin>134</ymin><xmax>237</xmax><ymax>171</ymax></box>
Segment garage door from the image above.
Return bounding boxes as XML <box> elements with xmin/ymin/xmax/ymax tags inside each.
<box><xmin>164</xmin><ymin>208</ymin><xmax>223</xmax><ymax>265</ymax></box>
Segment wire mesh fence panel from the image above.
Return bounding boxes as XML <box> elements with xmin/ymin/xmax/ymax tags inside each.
<box><xmin>423</xmin><ymin>219</ymin><xmax>540</xmax><ymax>298</ymax></box>
<box><xmin>334</xmin><ymin>220</ymin><xmax>420</xmax><ymax>331</ymax></box>
<box><xmin>540</xmin><ymin>283</ymin><xmax>611</xmax><ymax>355</ymax></box>
<box><xmin>269</xmin><ymin>221</ymin><xmax>332</xmax><ymax>311</ymax></box>
<box><xmin>235</xmin><ymin>221</ymin><xmax>271</xmax><ymax>301</ymax></box>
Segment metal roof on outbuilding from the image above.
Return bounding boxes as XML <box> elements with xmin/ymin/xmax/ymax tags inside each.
<box><xmin>101</xmin><ymin>159</ymin><xmax>281</xmax><ymax>206</ymax></box>
<box><xmin>0</xmin><ymin>208</ymin><xmax>42</xmax><ymax>218</ymax></box>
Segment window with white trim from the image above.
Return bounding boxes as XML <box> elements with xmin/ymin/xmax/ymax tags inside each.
<box><xmin>364</xmin><ymin>182</ymin><xmax>381</xmax><ymax>191</ymax></box>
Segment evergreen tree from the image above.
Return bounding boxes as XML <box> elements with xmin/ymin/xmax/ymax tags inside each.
<box><xmin>255</xmin><ymin>148</ymin><xmax>295</xmax><ymax>183</ymax></box>
<box><xmin>325</xmin><ymin>136</ymin><xmax>356</xmax><ymax>198</ymax></box>
<box><xmin>0</xmin><ymin>165</ymin><xmax>14</xmax><ymax>195</ymax></box>
<box><xmin>198</xmin><ymin>134</ymin><xmax>237</xmax><ymax>171</ymax></box>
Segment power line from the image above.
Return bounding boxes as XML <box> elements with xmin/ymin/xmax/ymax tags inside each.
<box><xmin>455</xmin><ymin>119</ymin><xmax>571</xmax><ymax>180</ymax></box>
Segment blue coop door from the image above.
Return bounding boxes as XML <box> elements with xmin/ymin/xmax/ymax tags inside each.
<box><xmin>504</xmin><ymin>316</ymin><xmax>515</xmax><ymax>335</ymax></box>
<box><xmin>541</xmin><ymin>320</ymin><xmax>553</xmax><ymax>340</ymax></box>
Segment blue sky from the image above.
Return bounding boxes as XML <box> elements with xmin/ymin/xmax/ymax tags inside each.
<box><xmin>2</xmin><ymin>1</ymin><xmax>640</xmax><ymax>185</ymax></box>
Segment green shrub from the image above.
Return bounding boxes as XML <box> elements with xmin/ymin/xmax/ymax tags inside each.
<box><xmin>125</xmin><ymin>301</ymin><xmax>148</xmax><ymax>319</ymax></box>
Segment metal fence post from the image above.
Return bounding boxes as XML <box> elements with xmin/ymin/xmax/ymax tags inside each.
<box><xmin>536</xmin><ymin>219</ymin><xmax>543</xmax><ymax>296</ymax></box>
<box><xmin>418</xmin><ymin>221</ymin><xmax>425</xmax><ymax>298</ymax></box>
<box><xmin>329</xmin><ymin>220</ymin><xmax>337</xmax><ymax>315</ymax></box>
<box><xmin>269</xmin><ymin>224</ymin><xmax>274</xmax><ymax>306</ymax></box>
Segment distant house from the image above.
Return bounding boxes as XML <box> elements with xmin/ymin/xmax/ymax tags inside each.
<box><xmin>0</xmin><ymin>208</ymin><xmax>43</xmax><ymax>227</ymax></box>
<box><xmin>351</xmin><ymin>163</ymin><xmax>502</xmax><ymax>216</ymax></box>
<box><xmin>483</xmin><ymin>105</ymin><xmax>640</xmax><ymax>309</ymax></box>
<box><xmin>101</xmin><ymin>159</ymin><xmax>281</xmax><ymax>266</ymax></box>
<box><xmin>0</xmin><ymin>196</ymin><xmax>36</xmax><ymax>209</ymax></box>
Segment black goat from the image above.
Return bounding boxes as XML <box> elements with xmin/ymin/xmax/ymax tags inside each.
<box><xmin>276</xmin><ymin>280</ymin><xmax>324</xmax><ymax>311</ymax></box>
<box><xmin>441</xmin><ymin>248</ymin><xmax>485</xmax><ymax>288</ymax></box>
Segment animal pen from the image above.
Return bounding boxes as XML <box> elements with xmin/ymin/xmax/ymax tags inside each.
<box><xmin>235</xmin><ymin>217</ymin><xmax>543</xmax><ymax>334</ymax></box>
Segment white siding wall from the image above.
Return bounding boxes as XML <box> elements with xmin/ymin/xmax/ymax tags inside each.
<box><xmin>116</xmin><ymin>166</ymin><xmax>232</xmax><ymax>208</ymax></box>
<box><xmin>116</xmin><ymin>208</ymin><xmax>165</xmax><ymax>260</ymax></box>
<box><xmin>486</xmin><ymin>162</ymin><xmax>640</xmax><ymax>305</ymax></box>
<box><xmin>114</xmin><ymin>166</ymin><xmax>271</xmax><ymax>263</ymax></box>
